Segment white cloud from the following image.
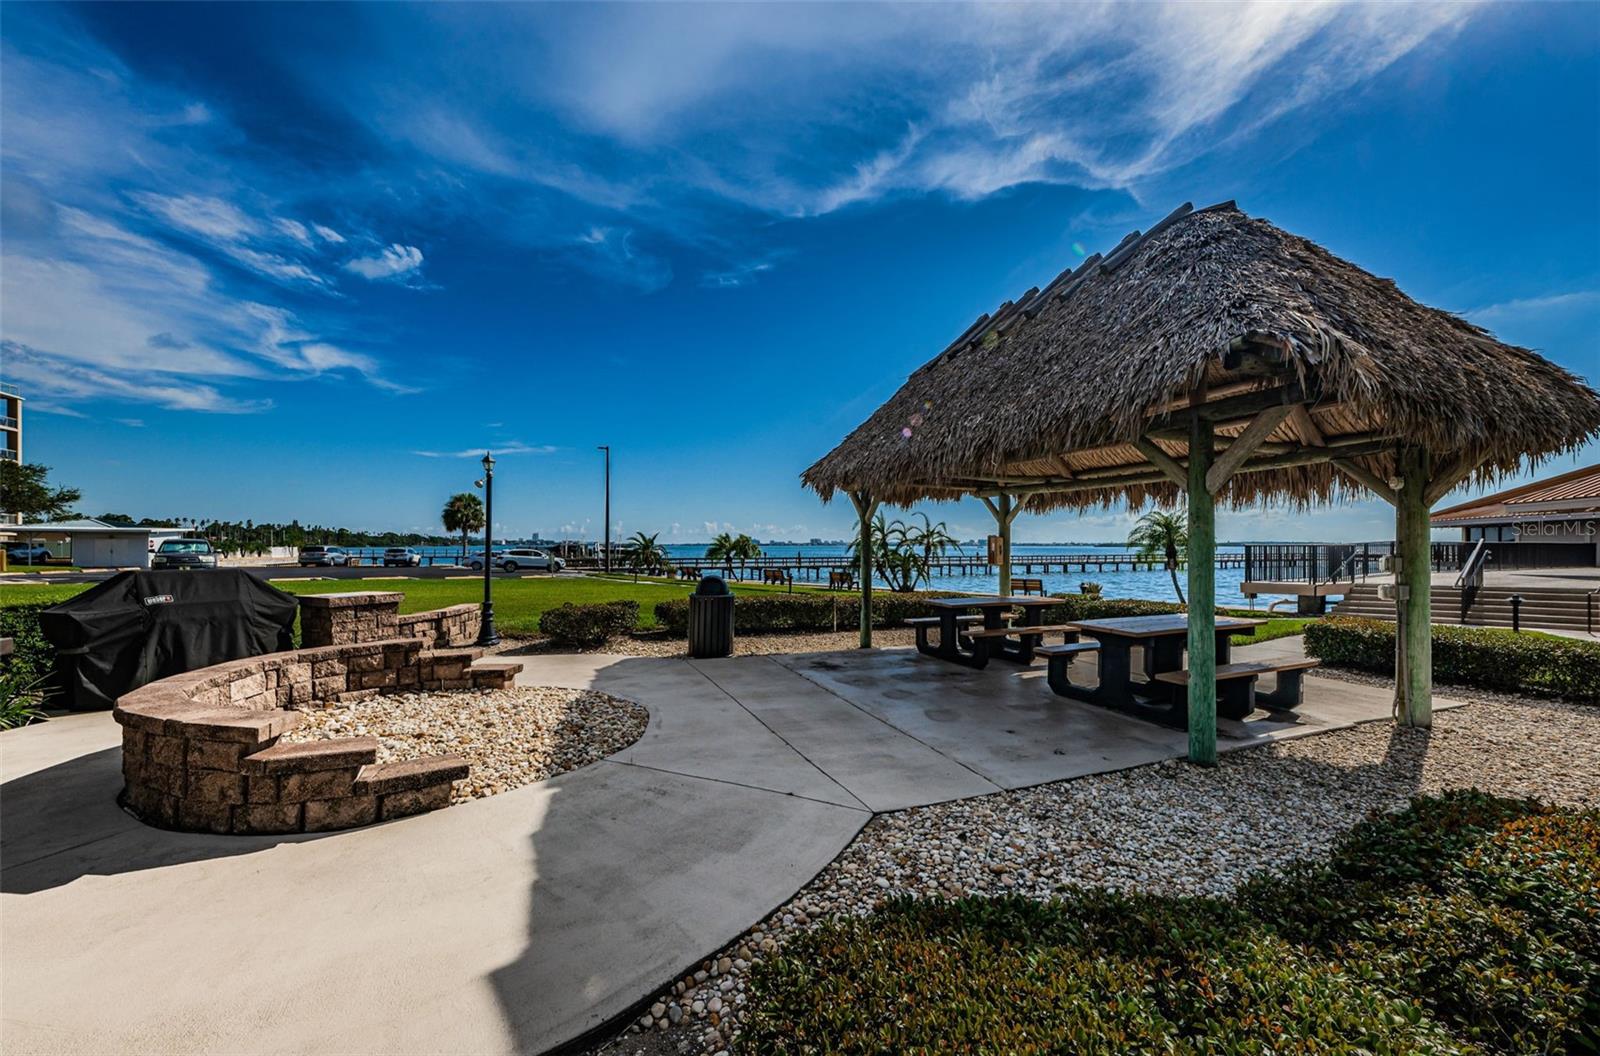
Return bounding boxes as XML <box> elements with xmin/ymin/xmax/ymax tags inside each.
<box><xmin>131</xmin><ymin>192</ymin><xmax>257</xmax><ymax>242</ymax></box>
<box><xmin>1466</xmin><ymin>289</ymin><xmax>1600</xmax><ymax>323</ymax></box>
<box><xmin>3</xmin><ymin>340</ymin><xmax>270</xmax><ymax>413</ymax></box>
<box><xmin>313</xmin><ymin>223</ymin><xmax>346</xmax><ymax>244</ymax></box>
<box><xmin>343</xmin><ymin>243</ymin><xmax>425</xmax><ymax>281</ymax></box>
<box><xmin>412</xmin><ymin>442</ymin><xmax>558</xmax><ymax>458</ymax></box>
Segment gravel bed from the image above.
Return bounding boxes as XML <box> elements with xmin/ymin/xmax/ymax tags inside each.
<box><xmin>595</xmin><ymin>686</ymin><xmax>1600</xmax><ymax>1056</ymax></box>
<box><xmin>281</xmin><ymin>687</ymin><xmax>648</xmax><ymax>802</ymax></box>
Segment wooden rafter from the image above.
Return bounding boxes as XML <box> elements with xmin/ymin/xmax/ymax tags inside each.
<box><xmin>1333</xmin><ymin>458</ymin><xmax>1399</xmax><ymax>507</ymax></box>
<box><xmin>1133</xmin><ymin>437</ymin><xmax>1188</xmax><ymax>488</ymax></box>
<box><xmin>1206</xmin><ymin>405</ymin><xmax>1294</xmax><ymax>494</ymax></box>
<box><xmin>1289</xmin><ymin>404</ymin><xmax>1325</xmax><ymax>447</ymax></box>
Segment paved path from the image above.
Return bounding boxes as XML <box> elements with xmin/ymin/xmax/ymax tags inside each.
<box><xmin>2</xmin><ymin>642</ymin><xmax>1450</xmax><ymax>1054</ymax></box>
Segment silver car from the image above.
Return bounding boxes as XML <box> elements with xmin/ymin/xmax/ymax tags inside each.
<box><xmin>469</xmin><ymin>547</ymin><xmax>565</xmax><ymax>572</ymax></box>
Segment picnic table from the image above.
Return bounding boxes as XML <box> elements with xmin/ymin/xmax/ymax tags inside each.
<box><xmin>1050</xmin><ymin>613</ymin><xmax>1264</xmax><ymax>713</ymax></box>
<box><xmin>913</xmin><ymin>596</ymin><xmax>1067</xmax><ymax>668</ymax></box>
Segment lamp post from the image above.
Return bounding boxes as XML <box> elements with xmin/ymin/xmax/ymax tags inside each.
<box><xmin>597</xmin><ymin>445</ymin><xmax>611</xmax><ymax>573</ymax></box>
<box><xmin>475</xmin><ymin>452</ymin><xmax>500</xmax><ymax>647</ymax></box>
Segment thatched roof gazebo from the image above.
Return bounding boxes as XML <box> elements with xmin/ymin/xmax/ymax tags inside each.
<box><xmin>804</xmin><ymin>201</ymin><xmax>1600</xmax><ymax>764</ymax></box>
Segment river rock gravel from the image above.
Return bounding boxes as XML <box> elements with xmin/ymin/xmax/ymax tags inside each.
<box><xmin>589</xmin><ymin>685</ymin><xmax>1599</xmax><ymax>1056</ymax></box>
<box><xmin>280</xmin><ymin>686</ymin><xmax>647</xmax><ymax>802</ymax></box>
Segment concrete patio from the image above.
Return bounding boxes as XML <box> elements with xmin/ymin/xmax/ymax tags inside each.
<box><xmin>1</xmin><ymin>641</ymin><xmax>1453</xmax><ymax>1055</ymax></box>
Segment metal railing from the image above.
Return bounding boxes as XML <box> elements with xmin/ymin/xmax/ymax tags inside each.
<box><xmin>1588</xmin><ymin>587</ymin><xmax>1598</xmax><ymax>637</ymax></box>
<box><xmin>1242</xmin><ymin>543</ymin><xmax>1389</xmax><ymax>585</ymax></box>
<box><xmin>1454</xmin><ymin>539</ymin><xmax>1488</xmax><ymax>622</ymax></box>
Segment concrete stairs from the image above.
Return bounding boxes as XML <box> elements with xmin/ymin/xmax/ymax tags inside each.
<box><xmin>1333</xmin><ymin>583</ymin><xmax>1596</xmax><ymax>632</ymax></box>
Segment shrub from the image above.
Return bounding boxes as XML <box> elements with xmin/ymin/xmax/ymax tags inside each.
<box><xmin>0</xmin><ymin>602</ymin><xmax>60</xmax><ymax>687</ymax></box>
<box><xmin>742</xmin><ymin>892</ymin><xmax>1468</xmax><ymax>1055</ymax></box>
<box><xmin>742</xmin><ymin>793</ymin><xmax>1599</xmax><ymax>1055</ymax></box>
<box><xmin>653</xmin><ymin>591</ymin><xmax>1196</xmax><ymax>638</ymax></box>
<box><xmin>537</xmin><ymin>600</ymin><xmax>639</xmax><ymax>647</ymax></box>
<box><xmin>652</xmin><ymin>591</ymin><xmax>969</xmax><ymax>637</ymax></box>
<box><xmin>0</xmin><ymin>666</ymin><xmax>51</xmax><ymax>729</ymax></box>
<box><xmin>1239</xmin><ymin>791</ymin><xmax>1600</xmax><ymax>1054</ymax></box>
<box><xmin>1305</xmin><ymin>616</ymin><xmax>1600</xmax><ymax>701</ymax></box>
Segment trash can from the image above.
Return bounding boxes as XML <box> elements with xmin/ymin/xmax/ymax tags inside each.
<box><xmin>687</xmin><ymin>575</ymin><xmax>735</xmax><ymax>658</ymax></box>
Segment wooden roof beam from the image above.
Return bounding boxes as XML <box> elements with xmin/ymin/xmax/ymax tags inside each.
<box><xmin>1207</xmin><ymin>405</ymin><xmax>1295</xmax><ymax>493</ymax></box>
<box><xmin>1133</xmin><ymin>437</ymin><xmax>1188</xmax><ymax>488</ymax></box>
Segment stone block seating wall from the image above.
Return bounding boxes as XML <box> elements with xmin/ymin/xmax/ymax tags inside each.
<box><xmin>114</xmin><ymin>594</ymin><xmax>521</xmax><ymax>835</ymax></box>
<box><xmin>298</xmin><ymin>591</ymin><xmax>403</xmax><ymax>647</ymax></box>
<box><xmin>397</xmin><ymin>603</ymin><xmax>481</xmax><ymax>648</ymax></box>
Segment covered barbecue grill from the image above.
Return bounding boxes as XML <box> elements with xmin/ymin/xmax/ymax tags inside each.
<box><xmin>38</xmin><ymin>570</ymin><xmax>298</xmax><ymax>711</ymax></box>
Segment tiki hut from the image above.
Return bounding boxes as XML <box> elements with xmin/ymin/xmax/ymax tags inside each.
<box><xmin>804</xmin><ymin>200</ymin><xmax>1600</xmax><ymax>763</ymax></box>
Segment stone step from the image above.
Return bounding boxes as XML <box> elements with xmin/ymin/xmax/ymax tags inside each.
<box><xmin>466</xmin><ymin>658</ymin><xmax>523</xmax><ymax>689</ymax></box>
<box><xmin>244</xmin><ymin>736</ymin><xmax>380</xmax><ymax>774</ymax></box>
<box><xmin>354</xmin><ymin>755</ymin><xmax>470</xmax><ymax>796</ymax></box>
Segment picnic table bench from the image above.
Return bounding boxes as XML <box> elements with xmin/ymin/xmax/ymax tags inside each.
<box><xmin>1042</xmin><ymin>613</ymin><xmax>1266</xmax><ymax>723</ymax></box>
<box><xmin>1152</xmin><ymin>658</ymin><xmax>1320</xmax><ymax>718</ymax></box>
<box><xmin>914</xmin><ymin>596</ymin><xmax>1062</xmax><ymax>668</ymax></box>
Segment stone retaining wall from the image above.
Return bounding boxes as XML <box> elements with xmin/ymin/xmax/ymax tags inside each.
<box><xmin>397</xmin><ymin>603</ymin><xmax>481</xmax><ymax>647</ymax></box>
<box><xmin>114</xmin><ymin>599</ymin><xmax>521</xmax><ymax>835</ymax></box>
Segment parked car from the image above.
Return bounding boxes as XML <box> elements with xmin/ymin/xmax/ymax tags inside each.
<box><xmin>5</xmin><ymin>543</ymin><xmax>54</xmax><ymax>565</ymax></box>
<box><xmin>382</xmin><ymin>547</ymin><xmax>423</xmax><ymax>567</ymax></box>
<box><xmin>298</xmin><ymin>545</ymin><xmax>351</xmax><ymax>567</ymax></box>
<box><xmin>150</xmin><ymin>538</ymin><xmax>219</xmax><ymax>570</ymax></box>
<box><xmin>468</xmin><ymin>547</ymin><xmax>565</xmax><ymax>572</ymax></box>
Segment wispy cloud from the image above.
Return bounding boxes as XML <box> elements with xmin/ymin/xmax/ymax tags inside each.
<box><xmin>343</xmin><ymin>243</ymin><xmax>425</xmax><ymax>281</ymax></box>
<box><xmin>411</xmin><ymin>442</ymin><xmax>558</xmax><ymax>458</ymax></box>
<box><xmin>1465</xmin><ymin>289</ymin><xmax>1600</xmax><ymax>322</ymax></box>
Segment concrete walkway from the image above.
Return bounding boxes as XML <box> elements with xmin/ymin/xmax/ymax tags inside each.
<box><xmin>2</xmin><ymin>641</ymin><xmax>1447</xmax><ymax>1055</ymax></box>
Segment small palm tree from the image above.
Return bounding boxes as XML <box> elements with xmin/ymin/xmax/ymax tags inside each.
<box><xmin>1128</xmin><ymin>508</ymin><xmax>1188</xmax><ymax>605</ymax></box>
<box><xmin>625</xmin><ymin>531</ymin><xmax>667</xmax><ymax>574</ymax></box>
<box><xmin>847</xmin><ymin>510</ymin><xmax>961</xmax><ymax>592</ymax></box>
<box><xmin>705</xmin><ymin>531</ymin><xmax>761</xmax><ymax>568</ymax></box>
<box><xmin>441</xmin><ymin>492</ymin><xmax>485</xmax><ymax>564</ymax></box>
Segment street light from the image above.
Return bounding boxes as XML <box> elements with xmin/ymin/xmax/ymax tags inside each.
<box><xmin>597</xmin><ymin>445</ymin><xmax>611</xmax><ymax>573</ymax></box>
<box><xmin>474</xmin><ymin>452</ymin><xmax>500</xmax><ymax>647</ymax></box>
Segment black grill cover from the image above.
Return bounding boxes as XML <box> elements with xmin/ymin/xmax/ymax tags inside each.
<box><xmin>38</xmin><ymin>570</ymin><xmax>298</xmax><ymax>711</ymax></box>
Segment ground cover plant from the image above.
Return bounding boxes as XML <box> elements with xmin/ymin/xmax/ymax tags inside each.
<box><xmin>1307</xmin><ymin>616</ymin><xmax>1600</xmax><ymax>702</ymax></box>
<box><xmin>740</xmin><ymin>792</ymin><xmax>1600</xmax><ymax>1055</ymax></box>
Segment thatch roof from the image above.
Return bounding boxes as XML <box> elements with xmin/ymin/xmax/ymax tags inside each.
<box><xmin>802</xmin><ymin>201</ymin><xmax>1600</xmax><ymax>511</ymax></box>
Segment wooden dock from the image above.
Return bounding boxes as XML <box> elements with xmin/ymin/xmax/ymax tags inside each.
<box><xmin>577</xmin><ymin>551</ymin><xmax>1244</xmax><ymax>581</ymax></box>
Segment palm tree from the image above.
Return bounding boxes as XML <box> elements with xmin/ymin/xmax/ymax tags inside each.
<box><xmin>1128</xmin><ymin>508</ymin><xmax>1188</xmax><ymax>605</ymax></box>
<box><xmin>441</xmin><ymin>492</ymin><xmax>485</xmax><ymax>564</ymax></box>
<box><xmin>625</xmin><ymin>531</ymin><xmax>668</xmax><ymax>574</ymax></box>
<box><xmin>846</xmin><ymin>511</ymin><xmax>961</xmax><ymax>592</ymax></box>
<box><xmin>705</xmin><ymin>531</ymin><xmax>761</xmax><ymax>569</ymax></box>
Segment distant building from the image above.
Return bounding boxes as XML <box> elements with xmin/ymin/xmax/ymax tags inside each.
<box><xmin>9</xmin><ymin>518</ymin><xmax>155</xmax><ymax>569</ymax></box>
<box><xmin>1</xmin><ymin>383</ymin><xmax>21</xmax><ymax>525</ymax></box>
<box><xmin>1431</xmin><ymin>463</ymin><xmax>1599</xmax><ymax>566</ymax></box>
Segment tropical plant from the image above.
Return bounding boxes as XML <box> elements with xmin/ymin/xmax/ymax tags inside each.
<box><xmin>847</xmin><ymin>511</ymin><xmax>962</xmax><ymax>592</ymax></box>
<box><xmin>1128</xmin><ymin>509</ymin><xmax>1188</xmax><ymax>605</ymax></box>
<box><xmin>1079</xmin><ymin>581</ymin><xmax>1103</xmax><ymax>598</ymax></box>
<box><xmin>705</xmin><ymin>532</ymin><xmax>761</xmax><ymax>568</ymax></box>
<box><xmin>441</xmin><ymin>492</ymin><xmax>486</xmax><ymax>564</ymax></box>
<box><xmin>625</xmin><ymin>531</ymin><xmax>668</xmax><ymax>574</ymax></box>
<box><xmin>0</xmin><ymin>667</ymin><xmax>51</xmax><ymax>730</ymax></box>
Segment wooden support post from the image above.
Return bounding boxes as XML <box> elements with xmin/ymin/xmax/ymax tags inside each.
<box><xmin>1395</xmin><ymin>447</ymin><xmax>1433</xmax><ymax>726</ymax></box>
<box><xmin>1186</xmin><ymin>416</ymin><xmax>1217</xmax><ymax>766</ymax></box>
<box><xmin>981</xmin><ymin>492</ymin><xmax>1022</xmax><ymax>595</ymax></box>
<box><xmin>849</xmin><ymin>491</ymin><xmax>877</xmax><ymax>649</ymax></box>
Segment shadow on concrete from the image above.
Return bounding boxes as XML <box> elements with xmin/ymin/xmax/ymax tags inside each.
<box><xmin>0</xmin><ymin>745</ymin><xmax>326</xmax><ymax>895</ymax></box>
<box><xmin>485</xmin><ymin>655</ymin><xmax>869</xmax><ymax>1056</ymax></box>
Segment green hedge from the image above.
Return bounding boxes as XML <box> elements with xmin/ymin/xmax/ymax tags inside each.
<box><xmin>652</xmin><ymin>592</ymin><xmax>1188</xmax><ymax>638</ymax></box>
<box><xmin>742</xmin><ymin>792</ymin><xmax>1600</xmax><ymax>1055</ymax></box>
<box><xmin>0</xmin><ymin>602</ymin><xmax>58</xmax><ymax>687</ymax></box>
<box><xmin>537</xmin><ymin>600</ymin><xmax>640</xmax><ymax>647</ymax></box>
<box><xmin>1305</xmin><ymin>616</ymin><xmax>1600</xmax><ymax>702</ymax></box>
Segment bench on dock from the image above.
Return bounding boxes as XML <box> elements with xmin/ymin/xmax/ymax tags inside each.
<box><xmin>1039</xmin><ymin>641</ymin><xmax>1102</xmax><ymax>696</ymax></box>
<box><xmin>1013</xmin><ymin>577</ymin><xmax>1046</xmax><ymax>595</ymax></box>
<box><xmin>828</xmin><ymin>571</ymin><xmax>856</xmax><ymax>590</ymax></box>
<box><xmin>762</xmin><ymin>569</ymin><xmax>790</xmax><ymax>585</ymax></box>
<box><xmin>1152</xmin><ymin>659</ymin><xmax>1320</xmax><ymax>719</ymax></box>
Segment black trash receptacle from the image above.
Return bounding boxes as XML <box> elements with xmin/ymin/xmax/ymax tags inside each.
<box><xmin>687</xmin><ymin>575</ymin><xmax>735</xmax><ymax>658</ymax></box>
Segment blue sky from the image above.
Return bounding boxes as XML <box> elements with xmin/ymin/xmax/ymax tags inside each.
<box><xmin>3</xmin><ymin>2</ymin><xmax>1596</xmax><ymax>543</ymax></box>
